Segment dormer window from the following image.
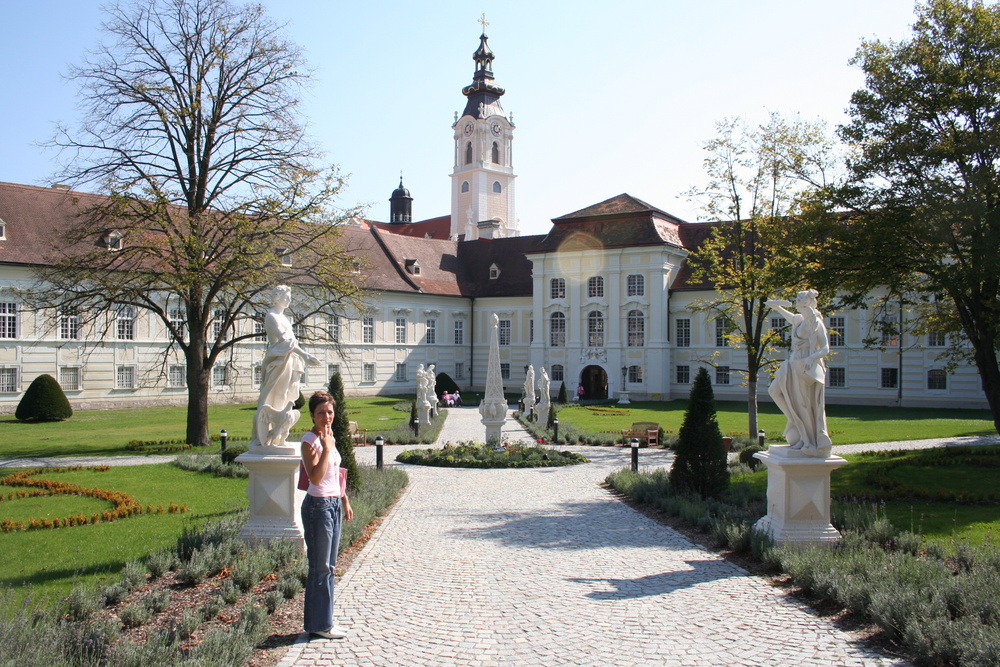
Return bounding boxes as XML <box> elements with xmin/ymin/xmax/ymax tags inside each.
<box><xmin>0</xmin><ymin>218</ymin><xmax>6</xmax><ymax>240</ymax></box>
<box><xmin>104</xmin><ymin>230</ymin><xmax>123</xmax><ymax>251</ymax></box>
<box><xmin>350</xmin><ymin>258</ymin><xmax>362</xmax><ymax>274</ymax></box>
<box><xmin>276</xmin><ymin>247</ymin><xmax>292</xmax><ymax>266</ymax></box>
<box><xmin>405</xmin><ymin>259</ymin><xmax>421</xmax><ymax>275</ymax></box>
<box><xmin>489</xmin><ymin>263</ymin><xmax>500</xmax><ymax>280</ymax></box>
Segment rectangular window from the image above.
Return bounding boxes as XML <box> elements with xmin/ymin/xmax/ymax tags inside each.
<box><xmin>770</xmin><ymin>317</ymin><xmax>787</xmax><ymax>344</ymax></box>
<box><xmin>927</xmin><ymin>331</ymin><xmax>946</xmax><ymax>347</ymax></box>
<box><xmin>927</xmin><ymin>369</ymin><xmax>947</xmax><ymax>390</ymax></box>
<box><xmin>550</xmin><ymin>278</ymin><xmax>566</xmax><ymax>299</ymax></box>
<box><xmin>59</xmin><ymin>367</ymin><xmax>81</xmax><ymax>391</ymax></box>
<box><xmin>626</xmin><ymin>274</ymin><xmax>645</xmax><ymax>297</ymax></box>
<box><xmin>117</xmin><ymin>306</ymin><xmax>135</xmax><ymax>340</ymax></box>
<box><xmin>628</xmin><ymin>365</ymin><xmax>643</xmax><ymax>383</ymax></box>
<box><xmin>454</xmin><ymin>320</ymin><xmax>464</xmax><ymax>345</ymax></box>
<box><xmin>829</xmin><ymin>316</ymin><xmax>845</xmax><ymax>347</ymax></box>
<box><xmin>212</xmin><ymin>307</ymin><xmax>227</xmax><ymax>342</ymax></box>
<box><xmin>59</xmin><ymin>307</ymin><xmax>81</xmax><ymax>340</ymax></box>
<box><xmin>425</xmin><ymin>318</ymin><xmax>436</xmax><ymax>345</ymax></box>
<box><xmin>253</xmin><ymin>320</ymin><xmax>267</xmax><ymax>342</ymax></box>
<box><xmin>212</xmin><ymin>365</ymin><xmax>228</xmax><ymax>387</ymax></box>
<box><xmin>455</xmin><ymin>362</ymin><xmax>464</xmax><ymax>380</ymax></box>
<box><xmin>529</xmin><ymin>319</ymin><xmax>534</xmax><ymax>344</ymax></box>
<box><xmin>169</xmin><ymin>365</ymin><xmax>186</xmax><ymax>388</ymax></box>
<box><xmin>116</xmin><ymin>366</ymin><xmax>136</xmax><ymax>389</ymax></box>
<box><xmin>587</xmin><ymin>312</ymin><xmax>605</xmax><ymax>347</ymax></box>
<box><xmin>500</xmin><ymin>363</ymin><xmax>510</xmax><ymax>380</ymax></box>
<box><xmin>362</xmin><ymin>363</ymin><xmax>375</xmax><ymax>383</ymax></box>
<box><xmin>676</xmin><ymin>318</ymin><xmax>690</xmax><ymax>347</ymax></box>
<box><xmin>715</xmin><ymin>318</ymin><xmax>729</xmax><ymax>347</ymax></box>
<box><xmin>395</xmin><ymin>363</ymin><xmax>407</xmax><ymax>382</ymax></box>
<box><xmin>880</xmin><ymin>367</ymin><xmax>898</xmax><ymax>389</ymax></box>
<box><xmin>828</xmin><ymin>367</ymin><xmax>845</xmax><ymax>387</ymax></box>
<box><xmin>587</xmin><ymin>276</ymin><xmax>604</xmax><ymax>298</ymax></box>
<box><xmin>395</xmin><ymin>317</ymin><xmax>406</xmax><ymax>344</ymax></box>
<box><xmin>498</xmin><ymin>319</ymin><xmax>511</xmax><ymax>346</ymax></box>
<box><xmin>253</xmin><ymin>364</ymin><xmax>263</xmax><ymax>386</ymax></box>
<box><xmin>362</xmin><ymin>316</ymin><xmax>374</xmax><ymax>344</ymax></box>
<box><xmin>0</xmin><ymin>367</ymin><xmax>19</xmax><ymax>392</ymax></box>
<box><xmin>0</xmin><ymin>303</ymin><xmax>18</xmax><ymax>339</ymax></box>
<box><xmin>551</xmin><ymin>364</ymin><xmax>564</xmax><ymax>382</ymax></box>
<box><xmin>715</xmin><ymin>365</ymin><xmax>730</xmax><ymax>385</ymax></box>
<box><xmin>169</xmin><ymin>308</ymin><xmax>187</xmax><ymax>340</ymax></box>
<box><xmin>328</xmin><ymin>316</ymin><xmax>340</xmax><ymax>343</ymax></box>
<box><xmin>675</xmin><ymin>365</ymin><xmax>690</xmax><ymax>384</ymax></box>
<box><xmin>880</xmin><ymin>318</ymin><xmax>899</xmax><ymax>347</ymax></box>
<box><xmin>327</xmin><ymin>363</ymin><xmax>340</xmax><ymax>381</ymax></box>
<box><xmin>550</xmin><ymin>314</ymin><xmax>565</xmax><ymax>347</ymax></box>
<box><xmin>293</xmin><ymin>322</ymin><xmax>307</xmax><ymax>341</ymax></box>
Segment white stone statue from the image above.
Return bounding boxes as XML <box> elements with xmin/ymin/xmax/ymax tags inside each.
<box><xmin>766</xmin><ymin>289</ymin><xmax>832</xmax><ymax>457</ymax></box>
<box><xmin>426</xmin><ymin>364</ymin><xmax>439</xmax><ymax>416</ymax></box>
<box><xmin>536</xmin><ymin>366</ymin><xmax>551</xmax><ymax>426</ymax></box>
<box><xmin>522</xmin><ymin>364</ymin><xmax>536</xmax><ymax>414</ymax></box>
<box><xmin>249</xmin><ymin>285</ymin><xmax>320</xmax><ymax>448</ymax></box>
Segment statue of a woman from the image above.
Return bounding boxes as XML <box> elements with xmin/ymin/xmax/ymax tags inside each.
<box><xmin>766</xmin><ymin>289</ymin><xmax>832</xmax><ymax>457</ymax></box>
<box><xmin>249</xmin><ymin>285</ymin><xmax>320</xmax><ymax>447</ymax></box>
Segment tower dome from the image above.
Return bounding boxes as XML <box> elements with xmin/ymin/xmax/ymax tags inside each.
<box><xmin>389</xmin><ymin>176</ymin><xmax>413</xmax><ymax>223</ymax></box>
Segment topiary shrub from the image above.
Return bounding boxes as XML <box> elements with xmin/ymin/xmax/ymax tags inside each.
<box><xmin>15</xmin><ymin>374</ymin><xmax>73</xmax><ymax>422</ymax></box>
<box><xmin>434</xmin><ymin>372</ymin><xmax>460</xmax><ymax>398</ymax></box>
<box><xmin>293</xmin><ymin>391</ymin><xmax>305</xmax><ymax>410</ymax></box>
<box><xmin>739</xmin><ymin>444</ymin><xmax>765</xmax><ymax>471</ymax></box>
<box><xmin>669</xmin><ymin>367</ymin><xmax>729</xmax><ymax>498</ymax></box>
<box><xmin>557</xmin><ymin>381</ymin><xmax>568</xmax><ymax>404</ymax></box>
<box><xmin>221</xmin><ymin>445</ymin><xmax>247</xmax><ymax>465</ymax></box>
<box><xmin>327</xmin><ymin>373</ymin><xmax>359</xmax><ymax>491</ymax></box>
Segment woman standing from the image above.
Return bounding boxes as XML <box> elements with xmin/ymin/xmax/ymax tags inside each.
<box><xmin>301</xmin><ymin>391</ymin><xmax>354</xmax><ymax>639</ymax></box>
<box><xmin>766</xmin><ymin>290</ymin><xmax>832</xmax><ymax>457</ymax></box>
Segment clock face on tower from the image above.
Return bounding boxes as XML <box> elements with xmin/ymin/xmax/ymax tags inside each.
<box><xmin>491</xmin><ymin>121</ymin><xmax>502</xmax><ymax>137</ymax></box>
<box><xmin>463</xmin><ymin>121</ymin><xmax>474</xmax><ymax>137</ymax></box>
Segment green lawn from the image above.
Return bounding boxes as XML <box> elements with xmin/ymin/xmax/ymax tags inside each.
<box><xmin>555</xmin><ymin>400</ymin><xmax>996</xmax><ymax>444</ymax></box>
<box><xmin>0</xmin><ymin>463</ymin><xmax>248</xmax><ymax>599</ymax></box>
<box><xmin>0</xmin><ymin>395</ymin><xmax>413</xmax><ymax>459</ymax></box>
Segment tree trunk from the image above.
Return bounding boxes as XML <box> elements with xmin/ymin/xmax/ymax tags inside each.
<box><xmin>185</xmin><ymin>353</ymin><xmax>212</xmax><ymax>447</ymax></box>
<box><xmin>747</xmin><ymin>379</ymin><xmax>759</xmax><ymax>438</ymax></box>
<box><xmin>971</xmin><ymin>344</ymin><xmax>1000</xmax><ymax>436</ymax></box>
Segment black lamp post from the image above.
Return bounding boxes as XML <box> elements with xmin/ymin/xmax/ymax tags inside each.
<box><xmin>758</xmin><ymin>429</ymin><xmax>766</xmax><ymax>448</ymax></box>
<box><xmin>621</xmin><ymin>365</ymin><xmax>628</xmax><ymax>391</ymax></box>
<box><xmin>220</xmin><ymin>429</ymin><xmax>228</xmax><ymax>451</ymax></box>
<box><xmin>375</xmin><ymin>435</ymin><xmax>384</xmax><ymax>469</ymax></box>
<box><xmin>630</xmin><ymin>437</ymin><xmax>640</xmax><ymax>471</ymax></box>
<box><xmin>553</xmin><ymin>417</ymin><xmax>559</xmax><ymax>443</ymax></box>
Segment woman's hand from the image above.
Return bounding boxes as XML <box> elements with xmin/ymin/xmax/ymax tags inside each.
<box><xmin>343</xmin><ymin>497</ymin><xmax>354</xmax><ymax>522</ymax></box>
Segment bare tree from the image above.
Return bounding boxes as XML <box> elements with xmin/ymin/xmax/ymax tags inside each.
<box><xmin>36</xmin><ymin>0</ymin><xmax>362</xmax><ymax>446</ymax></box>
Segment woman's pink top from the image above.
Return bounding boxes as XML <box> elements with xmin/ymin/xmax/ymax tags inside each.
<box><xmin>301</xmin><ymin>431</ymin><xmax>342</xmax><ymax>498</ymax></box>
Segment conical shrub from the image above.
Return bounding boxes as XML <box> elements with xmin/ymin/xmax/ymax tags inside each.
<box><xmin>669</xmin><ymin>367</ymin><xmax>729</xmax><ymax>498</ymax></box>
<box><xmin>327</xmin><ymin>373</ymin><xmax>359</xmax><ymax>491</ymax></box>
<box><xmin>15</xmin><ymin>374</ymin><xmax>73</xmax><ymax>422</ymax></box>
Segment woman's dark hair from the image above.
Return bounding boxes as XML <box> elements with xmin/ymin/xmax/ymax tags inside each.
<box><xmin>308</xmin><ymin>391</ymin><xmax>336</xmax><ymax>414</ymax></box>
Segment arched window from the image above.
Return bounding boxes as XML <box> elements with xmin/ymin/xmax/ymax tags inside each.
<box><xmin>492</xmin><ymin>181</ymin><xmax>502</xmax><ymax>194</ymax></box>
<box><xmin>465</xmin><ymin>142</ymin><xmax>472</xmax><ymax>164</ymax></box>
<box><xmin>587</xmin><ymin>311</ymin><xmax>604</xmax><ymax>347</ymax></box>
<box><xmin>587</xmin><ymin>276</ymin><xmax>604</xmax><ymax>298</ymax></box>
<box><xmin>551</xmin><ymin>364</ymin><xmax>564</xmax><ymax>382</ymax></box>
<box><xmin>491</xmin><ymin>141</ymin><xmax>499</xmax><ymax>163</ymax></box>
<box><xmin>627</xmin><ymin>310</ymin><xmax>645</xmax><ymax>347</ymax></box>
<box><xmin>461</xmin><ymin>181</ymin><xmax>470</xmax><ymax>193</ymax></box>
<box><xmin>550</xmin><ymin>312</ymin><xmax>566</xmax><ymax>347</ymax></box>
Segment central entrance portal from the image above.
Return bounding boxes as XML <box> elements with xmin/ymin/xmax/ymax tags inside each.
<box><xmin>580</xmin><ymin>365</ymin><xmax>608</xmax><ymax>400</ymax></box>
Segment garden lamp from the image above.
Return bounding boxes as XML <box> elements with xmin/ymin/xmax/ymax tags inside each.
<box><xmin>630</xmin><ymin>437</ymin><xmax>640</xmax><ymax>471</ymax></box>
<box><xmin>758</xmin><ymin>429</ymin><xmax>766</xmax><ymax>447</ymax></box>
<box><xmin>375</xmin><ymin>435</ymin><xmax>385</xmax><ymax>469</ymax></box>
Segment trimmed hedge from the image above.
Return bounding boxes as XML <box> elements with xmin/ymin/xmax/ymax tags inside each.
<box><xmin>15</xmin><ymin>374</ymin><xmax>73</xmax><ymax>422</ymax></box>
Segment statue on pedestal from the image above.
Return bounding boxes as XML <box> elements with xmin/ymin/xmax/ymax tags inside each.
<box><xmin>249</xmin><ymin>285</ymin><xmax>320</xmax><ymax>448</ymax></box>
<box><xmin>522</xmin><ymin>364</ymin><xmax>536</xmax><ymax>415</ymax></box>
<box><xmin>536</xmin><ymin>366</ymin><xmax>551</xmax><ymax>427</ymax></box>
<box><xmin>766</xmin><ymin>289</ymin><xmax>832</xmax><ymax>458</ymax></box>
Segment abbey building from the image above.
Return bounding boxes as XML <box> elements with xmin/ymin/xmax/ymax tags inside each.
<box><xmin>0</xmin><ymin>30</ymin><xmax>987</xmax><ymax>413</ymax></box>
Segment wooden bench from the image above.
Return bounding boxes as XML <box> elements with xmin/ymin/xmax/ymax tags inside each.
<box><xmin>620</xmin><ymin>422</ymin><xmax>660</xmax><ymax>447</ymax></box>
<box><xmin>349</xmin><ymin>421</ymin><xmax>368</xmax><ymax>445</ymax></box>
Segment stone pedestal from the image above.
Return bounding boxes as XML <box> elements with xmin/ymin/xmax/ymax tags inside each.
<box><xmin>617</xmin><ymin>391</ymin><xmax>631</xmax><ymax>405</ymax></box>
<box><xmin>753</xmin><ymin>445</ymin><xmax>848</xmax><ymax>545</ymax></box>
<box><xmin>236</xmin><ymin>444</ymin><xmax>305</xmax><ymax>551</ymax></box>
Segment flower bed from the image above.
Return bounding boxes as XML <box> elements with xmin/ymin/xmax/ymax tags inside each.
<box><xmin>396</xmin><ymin>442</ymin><xmax>589</xmax><ymax>468</ymax></box>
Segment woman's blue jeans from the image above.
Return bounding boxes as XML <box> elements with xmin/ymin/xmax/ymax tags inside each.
<box><xmin>301</xmin><ymin>494</ymin><xmax>342</xmax><ymax>633</ymax></box>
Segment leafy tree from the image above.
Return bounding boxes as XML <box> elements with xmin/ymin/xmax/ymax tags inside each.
<box><xmin>327</xmin><ymin>373</ymin><xmax>359</xmax><ymax>491</ymax></box>
<box><xmin>669</xmin><ymin>367</ymin><xmax>729</xmax><ymax>498</ymax></box>
<box><xmin>797</xmin><ymin>0</ymin><xmax>1000</xmax><ymax>433</ymax></box>
<box><xmin>686</xmin><ymin>113</ymin><xmax>835</xmax><ymax>435</ymax></box>
<box><xmin>34</xmin><ymin>0</ymin><xmax>362</xmax><ymax>445</ymax></box>
<box><xmin>15</xmin><ymin>374</ymin><xmax>73</xmax><ymax>422</ymax></box>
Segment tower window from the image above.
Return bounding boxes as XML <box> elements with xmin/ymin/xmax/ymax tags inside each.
<box><xmin>492</xmin><ymin>181</ymin><xmax>502</xmax><ymax>194</ymax></box>
<box><xmin>491</xmin><ymin>141</ymin><xmax>499</xmax><ymax>163</ymax></box>
<box><xmin>465</xmin><ymin>142</ymin><xmax>472</xmax><ymax>164</ymax></box>
<box><xmin>461</xmin><ymin>181</ymin><xmax>470</xmax><ymax>193</ymax></box>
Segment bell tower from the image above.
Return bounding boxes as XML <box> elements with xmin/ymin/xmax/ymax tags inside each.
<box><xmin>450</xmin><ymin>16</ymin><xmax>517</xmax><ymax>240</ymax></box>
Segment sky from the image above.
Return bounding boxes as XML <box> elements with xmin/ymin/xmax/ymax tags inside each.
<box><xmin>1</xmin><ymin>0</ymin><xmax>920</xmax><ymax>237</ymax></box>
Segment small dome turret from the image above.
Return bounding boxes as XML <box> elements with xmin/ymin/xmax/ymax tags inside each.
<box><xmin>389</xmin><ymin>175</ymin><xmax>413</xmax><ymax>223</ymax></box>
